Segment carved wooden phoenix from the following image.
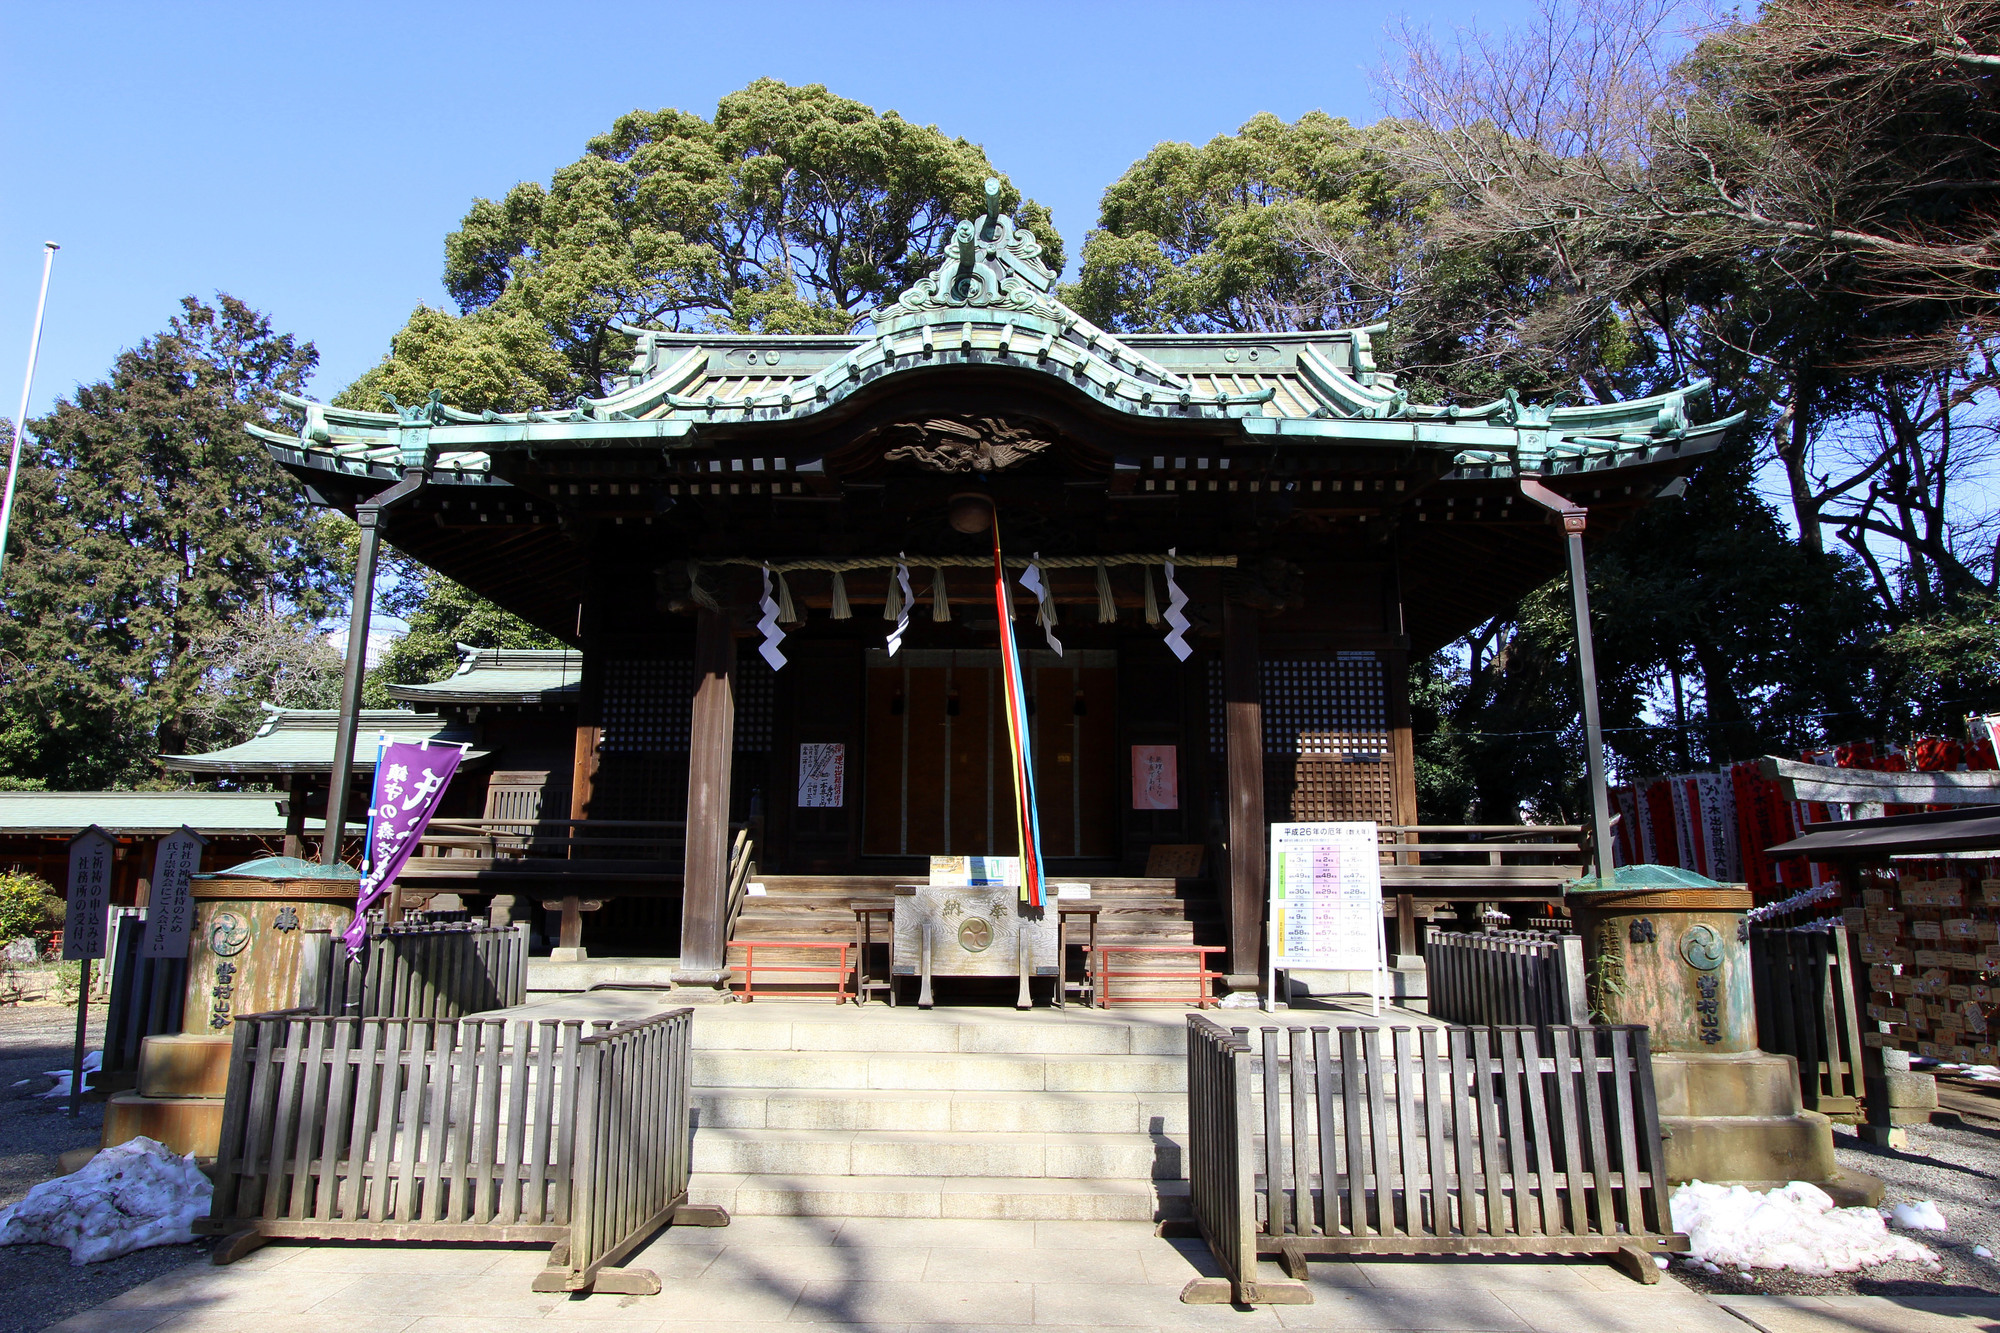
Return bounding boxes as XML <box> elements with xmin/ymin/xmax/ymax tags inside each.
<box><xmin>883</xmin><ymin>416</ymin><xmax>1052</xmax><ymax>472</ymax></box>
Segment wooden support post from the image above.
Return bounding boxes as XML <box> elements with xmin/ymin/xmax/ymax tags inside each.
<box><xmin>559</xmin><ymin>896</ymin><xmax>584</xmax><ymax>951</ymax></box>
<box><xmin>675</xmin><ymin>607</ymin><xmax>737</xmax><ymax>987</ymax></box>
<box><xmin>919</xmin><ymin>922</ymin><xmax>934</xmax><ymax>1009</ymax></box>
<box><xmin>1017</xmin><ymin>927</ymin><xmax>1032</xmax><ymax>1010</ymax></box>
<box><xmin>1396</xmin><ymin>893</ymin><xmax>1419</xmax><ymax>966</ymax></box>
<box><xmin>1222</xmin><ymin>600</ymin><xmax>1265</xmax><ymax>989</ymax></box>
<box><xmin>284</xmin><ymin>775</ymin><xmax>308</xmax><ymax>861</ymax></box>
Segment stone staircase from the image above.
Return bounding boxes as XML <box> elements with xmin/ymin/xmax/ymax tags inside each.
<box><xmin>684</xmin><ymin>1006</ymin><xmax>1194</xmax><ymax>1221</ymax></box>
<box><xmin>727</xmin><ymin>874</ymin><xmax>1221</xmax><ymax>1000</ymax></box>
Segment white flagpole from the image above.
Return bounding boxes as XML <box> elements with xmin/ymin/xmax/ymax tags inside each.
<box><xmin>0</xmin><ymin>242</ymin><xmax>59</xmax><ymax>589</ymax></box>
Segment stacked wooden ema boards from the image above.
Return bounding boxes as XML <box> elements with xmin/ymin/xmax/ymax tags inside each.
<box><xmin>1854</xmin><ymin>863</ymin><xmax>2000</xmax><ymax>1063</ymax></box>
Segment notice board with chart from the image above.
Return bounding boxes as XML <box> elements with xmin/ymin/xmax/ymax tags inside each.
<box><xmin>1269</xmin><ymin>821</ymin><xmax>1384</xmax><ymax>972</ymax></box>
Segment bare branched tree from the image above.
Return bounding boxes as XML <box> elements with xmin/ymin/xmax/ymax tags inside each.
<box><xmin>179</xmin><ymin>606</ymin><xmax>345</xmax><ymax>749</ymax></box>
<box><xmin>1384</xmin><ymin>0</ymin><xmax>2000</xmax><ymax>604</ymax></box>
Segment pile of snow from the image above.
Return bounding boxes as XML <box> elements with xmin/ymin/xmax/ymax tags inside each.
<box><xmin>1670</xmin><ymin>1181</ymin><xmax>1940</xmax><ymax>1275</ymax></box>
<box><xmin>1890</xmin><ymin>1200</ymin><xmax>1949</xmax><ymax>1231</ymax></box>
<box><xmin>0</xmin><ymin>1137</ymin><xmax>210</xmax><ymax>1264</ymax></box>
<box><xmin>1928</xmin><ymin>1061</ymin><xmax>2000</xmax><ymax>1084</ymax></box>
<box><xmin>36</xmin><ymin>1050</ymin><xmax>100</xmax><ymax>1098</ymax></box>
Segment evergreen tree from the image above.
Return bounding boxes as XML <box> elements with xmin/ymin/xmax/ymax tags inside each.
<box><xmin>0</xmin><ymin>296</ymin><xmax>347</xmax><ymax>788</ymax></box>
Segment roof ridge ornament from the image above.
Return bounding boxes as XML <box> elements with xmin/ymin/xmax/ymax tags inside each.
<box><xmin>887</xmin><ymin>178</ymin><xmax>1061</xmax><ymax>321</ymax></box>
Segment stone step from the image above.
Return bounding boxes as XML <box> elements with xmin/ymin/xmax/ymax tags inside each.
<box><xmin>687</xmin><ymin>1171</ymin><xmax>1191</xmax><ymax>1221</ymax></box>
<box><xmin>689</xmin><ymin>1013</ymin><xmax>1189</xmax><ymax>1056</ymax></box>
<box><xmin>692</xmin><ymin>1086</ymin><xmax>1188</xmax><ymax>1134</ymax></box>
<box><xmin>692</xmin><ymin>1048</ymin><xmax>1186</xmax><ymax>1093</ymax></box>
<box><xmin>691</xmin><ymin>1127</ymin><xmax>1183</xmax><ymax>1179</ymax></box>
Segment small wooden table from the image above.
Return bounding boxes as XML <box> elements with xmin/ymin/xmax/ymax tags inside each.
<box><xmin>851</xmin><ymin>902</ymin><xmax>895</xmax><ymax>1006</ymax></box>
<box><xmin>1056</xmin><ymin>903</ymin><xmax>1101</xmax><ymax>1009</ymax></box>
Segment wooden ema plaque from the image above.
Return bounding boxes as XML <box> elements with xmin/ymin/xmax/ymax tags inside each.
<box><xmin>1855</xmin><ymin>863</ymin><xmax>2000</xmax><ymax>1064</ymax></box>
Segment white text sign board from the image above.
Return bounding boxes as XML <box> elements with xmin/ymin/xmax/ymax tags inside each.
<box><xmin>142</xmin><ymin>827</ymin><xmax>205</xmax><ymax>960</ymax></box>
<box><xmin>1270</xmin><ymin>821</ymin><xmax>1383</xmax><ymax>971</ymax></box>
<box><xmin>64</xmin><ymin>827</ymin><xmax>115</xmax><ymax>961</ymax></box>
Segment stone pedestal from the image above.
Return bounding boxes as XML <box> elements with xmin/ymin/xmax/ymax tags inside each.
<box><xmin>102</xmin><ymin>855</ymin><xmax>359</xmax><ymax>1159</ymax></box>
<box><xmin>102</xmin><ymin>1033</ymin><xmax>234</xmax><ymax>1158</ymax></box>
<box><xmin>1572</xmin><ymin>867</ymin><xmax>1874</xmax><ymax>1198</ymax></box>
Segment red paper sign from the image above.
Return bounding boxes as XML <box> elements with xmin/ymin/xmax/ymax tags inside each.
<box><xmin>1132</xmin><ymin>745</ymin><xmax>1179</xmax><ymax>810</ymax></box>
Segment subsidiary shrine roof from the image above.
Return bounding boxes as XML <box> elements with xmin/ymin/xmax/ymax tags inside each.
<box><xmin>248</xmin><ymin>180</ymin><xmax>1742</xmax><ymax>653</ymax></box>
<box><xmin>160</xmin><ymin>706</ymin><xmax>487</xmax><ymax>776</ymax></box>
<box><xmin>384</xmin><ymin>647</ymin><xmax>582</xmax><ymax>708</ymax></box>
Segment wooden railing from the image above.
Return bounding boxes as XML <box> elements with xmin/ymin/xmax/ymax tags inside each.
<box><xmin>1376</xmin><ymin>825</ymin><xmax>1590</xmax><ymax>894</ymax></box>
<box><xmin>201</xmin><ymin>1007</ymin><xmax>723</xmax><ymax>1293</ymax></box>
<box><xmin>721</xmin><ymin>829</ymin><xmax>755</xmax><ymax>943</ymax></box>
<box><xmin>1425</xmin><ymin>931</ymin><xmax>1589</xmax><ymax>1030</ymax></box>
<box><xmin>396</xmin><ymin>818</ymin><xmax>745</xmax><ymax>890</ymax></box>
<box><xmin>1179</xmin><ymin>1016</ymin><xmax>1684</xmax><ymax>1305</ymax></box>
<box><xmin>1751</xmin><ymin>926</ymin><xmax>1864</xmax><ymax>1118</ymax></box>
<box><xmin>308</xmin><ymin>922</ymin><xmax>527</xmax><ymax>1020</ymax></box>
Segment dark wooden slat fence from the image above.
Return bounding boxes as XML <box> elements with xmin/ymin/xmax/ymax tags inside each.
<box><xmin>200</xmin><ymin>1006</ymin><xmax>720</xmax><ymax>1294</ymax></box>
<box><xmin>1425</xmin><ymin>931</ymin><xmax>1588</xmax><ymax>1029</ymax></box>
<box><xmin>1181</xmin><ymin>1016</ymin><xmax>1685</xmax><ymax>1305</ymax></box>
<box><xmin>310</xmin><ymin>922</ymin><xmax>527</xmax><ymax>1020</ymax></box>
<box><xmin>102</xmin><ymin>908</ymin><xmax>186</xmax><ymax>1085</ymax></box>
<box><xmin>1750</xmin><ymin>926</ymin><xmax>1862</xmax><ymax>1118</ymax></box>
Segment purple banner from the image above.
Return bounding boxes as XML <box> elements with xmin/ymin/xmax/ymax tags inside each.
<box><xmin>341</xmin><ymin>738</ymin><xmax>465</xmax><ymax>951</ymax></box>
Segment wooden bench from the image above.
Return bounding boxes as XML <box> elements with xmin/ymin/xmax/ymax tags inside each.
<box><xmin>735</xmin><ymin>940</ymin><xmax>851</xmax><ymax>1003</ymax></box>
<box><xmin>1088</xmin><ymin>943</ymin><xmax>1225</xmax><ymax>1009</ymax></box>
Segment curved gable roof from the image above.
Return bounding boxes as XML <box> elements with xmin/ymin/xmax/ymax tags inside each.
<box><xmin>251</xmin><ymin>180</ymin><xmax>1739</xmax><ymax>486</ymax></box>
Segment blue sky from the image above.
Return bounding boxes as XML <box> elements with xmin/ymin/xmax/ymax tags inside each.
<box><xmin>0</xmin><ymin>0</ymin><xmax>1539</xmax><ymax>419</ymax></box>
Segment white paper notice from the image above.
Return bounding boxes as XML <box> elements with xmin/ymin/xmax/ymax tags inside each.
<box><xmin>797</xmin><ymin>743</ymin><xmax>845</xmax><ymax>808</ymax></box>
<box><xmin>1269</xmin><ymin>821</ymin><xmax>1383</xmax><ymax>971</ymax></box>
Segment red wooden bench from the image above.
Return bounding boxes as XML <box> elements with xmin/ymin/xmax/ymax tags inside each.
<box><xmin>1086</xmin><ymin>943</ymin><xmax>1226</xmax><ymax>1008</ymax></box>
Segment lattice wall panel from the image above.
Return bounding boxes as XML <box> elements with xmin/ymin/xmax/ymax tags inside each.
<box><xmin>601</xmin><ymin>658</ymin><xmax>773</xmax><ymax>754</ymax></box>
<box><xmin>1208</xmin><ymin>652</ymin><xmax>1395</xmax><ymax>824</ymax></box>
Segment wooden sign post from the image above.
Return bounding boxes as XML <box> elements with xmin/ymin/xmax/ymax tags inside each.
<box><xmin>64</xmin><ymin>825</ymin><xmax>114</xmax><ymax>1116</ymax></box>
<box><xmin>142</xmin><ymin>827</ymin><xmax>205</xmax><ymax>960</ymax></box>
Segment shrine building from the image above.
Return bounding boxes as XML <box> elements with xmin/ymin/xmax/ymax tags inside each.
<box><xmin>248</xmin><ymin>182</ymin><xmax>1736</xmax><ymax>996</ymax></box>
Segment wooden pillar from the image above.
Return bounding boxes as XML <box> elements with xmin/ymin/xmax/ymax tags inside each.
<box><xmin>1396</xmin><ymin>893</ymin><xmax>1419</xmax><ymax>964</ymax></box>
<box><xmin>283</xmin><ymin>775</ymin><xmax>309</xmax><ymax>861</ymax></box>
<box><xmin>675</xmin><ymin>607</ymin><xmax>737</xmax><ymax>986</ymax></box>
<box><xmin>1222</xmin><ymin>600</ymin><xmax>1265</xmax><ymax>987</ymax></box>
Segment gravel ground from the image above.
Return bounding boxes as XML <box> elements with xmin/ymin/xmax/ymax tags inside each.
<box><xmin>0</xmin><ymin>998</ymin><xmax>206</xmax><ymax>1333</ymax></box>
<box><xmin>1670</xmin><ymin>1097</ymin><xmax>2000</xmax><ymax>1301</ymax></box>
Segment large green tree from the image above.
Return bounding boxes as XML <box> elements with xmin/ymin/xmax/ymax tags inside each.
<box><xmin>0</xmin><ymin>296</ymin><xmax>348</xmax><ymax>788</ymax></box>
<box><xmin>1065</xmin><ymin>112</ymin><xmax>1424</xmax><ymax>337</ymax></box>
<box><xmin>345</xmin><ymin>79</ymin><xmax>1065</xmax><ymax>413</ymax></box>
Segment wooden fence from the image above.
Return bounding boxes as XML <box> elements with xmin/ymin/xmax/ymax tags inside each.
<box><xmin>1425</xmin><ymin>931</ymin><xmax>1589</xmax><ymax>1029</ymax></box>
<box><xmin>1750</xmin><ymin>926</ymin><xmax>1863</xmax><ymax>1118</ymax></box>
<box><xmin>309</xmin><ymin>922</ymin><xmax>527</xmax><ymax>1020</ymax></box>
<box><xmin>101</xmin><ymin>908</ymin><xmax>187</xmax><ymax>1086</ymax></box>
<box><xmin>200</xmin><ymin>1007</ymin><xmax>721</xmax><ymax>1294</ymax></box>
<box><xmin>1180</xmin><ymin>1016</ymin><xmax>1684</xmax><ymax>1305</ymax></box>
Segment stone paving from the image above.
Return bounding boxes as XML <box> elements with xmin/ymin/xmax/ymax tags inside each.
<box><xmin>22</xmin><ymin>1215</ymin><xmax>1827</xmax><ymax>1333</ymax></box>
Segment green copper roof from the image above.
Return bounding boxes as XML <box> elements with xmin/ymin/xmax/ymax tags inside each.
<box><xmin>1564</xmin><ymin>863</ymin><xmax>1739</xmax><ymax>893</ymax></box>
<box><xmin>160</xmin><ymin>706</ymin><xmax>486</xmax><ymax>776</ymax></box>
<box><xmin>247</xmin><ymin>179</ymin><xmax>1739</xmax><ymax>485</ymax></box>
<box><xmin>0</xmin><ymin>791</ymin><xmax>297</xmax><ymax>837</ymax></box>
<box><xmin>195</xmin><ymin>854</ymin><xmax>360</xmax><ymax>882</ymax></box>
<box><xmin>385</xmin><ymin>647</ymin><xmax>582</xmax><ymax>707</ymax></box>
